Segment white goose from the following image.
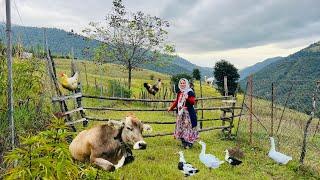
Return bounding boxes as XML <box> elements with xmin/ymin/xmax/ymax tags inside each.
<box><xmin>177</xmin><ymin>151</ymin><xmax>199</xmax><ymax>177</ymax></box>
<box><xmin>268</xmin><ymin>137</ymin><xmax>292</xmax><ymax>165</ymax></box>
<box><xmin>198</xmin><ymin>141</ymin><xmax>224</xmax><ymax>169</ymax></box>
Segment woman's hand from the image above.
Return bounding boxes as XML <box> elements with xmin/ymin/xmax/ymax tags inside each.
<box><xmin>167</xmin><ymin>107</ymin><xmax>171</xmax><ymax>112</ymax></box>
<box><xmin>184</xmin><ymin>94</ymin><xmax>188</xmax><ymax>99</ymax></box>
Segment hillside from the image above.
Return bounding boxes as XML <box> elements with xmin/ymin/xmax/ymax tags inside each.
<box><xmin>142</xmin><ymin>56</ymin><xmax>213</xmax><ymax>78</ymax></box>
<box><xmin>2</xmin><ymin>58</ymin><xmax>319</xmax><ymax>179</ymax></box>
<box><xmin>0</xmin><ymin>22</ymin><xmax>100</xmax><ymax>58</ymax></box>
<box><xmin>0</xmin><ymin>23</ymin><xmax>212</xmax><ymax>77</ymax></box>
<box><xmin>239</xmin><ymin>56</ymin><xmax>283</xmax><ymax>80</ymax></box>
<box><xmin>240</xmin><ymin>41</ymin><xmax>320</xmax><ymax>113</ymax></box>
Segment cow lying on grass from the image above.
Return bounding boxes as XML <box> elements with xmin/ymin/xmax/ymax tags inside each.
<box><xmin>69</xmin><ymin>114</ymin><xmax>152</xmax><ymax>171</ymax></box>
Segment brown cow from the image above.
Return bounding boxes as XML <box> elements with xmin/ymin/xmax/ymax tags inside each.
<box><xmin>69</xmin><ymin>114</ymin><xmax>152</xmax><ymax>171</ymax></box>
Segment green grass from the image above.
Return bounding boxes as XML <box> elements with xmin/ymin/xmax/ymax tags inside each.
<box><xmin>13</xmin><ymin>58</ymin><xmax>320</xmax><ymax>179</ymax></box>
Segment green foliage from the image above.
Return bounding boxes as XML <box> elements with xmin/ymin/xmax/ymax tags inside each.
<box><xmin>93</xmin><ymin>43</ymin><xmax>110</xmax><ymax>64</ymax></box>
<box><xmin>214</xmin><ymin>60</ymin><xmax>240</xmax><ymax>96</ymax></box>
<box><xmin>170</xmin><ymin>73</ymin><xmax>192</xmax><ymax>93</ymax></box>
<box><xmin>150</xmin><ymin>74</ymin><xmax>154</xmax><ymax>80</ymax></box>
<box><xmin>192</xmin><ymin>68</ymin><xmax>201</xmax><ymax>80</ymax></box>
<box><xmin>3</xmin><ymin>118</ymin><xmax>79</xmax><ymax>179</ymax></box>
<box><xmin>0</xmin><ymin>56</ymin><xmax>51</xmax><ymax>172</ymax></box>
<box><xmin>107</xmin><ymin>80</ymin><xmax>132</xmax><ymax>98</ymax></box>
<box><xmin>0</xmin><ymin>58</ymin><xmax>51</xmax><ymax>134</ymax></box>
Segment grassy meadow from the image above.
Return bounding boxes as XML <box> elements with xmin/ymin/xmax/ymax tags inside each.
<box><xmin>2</xmin><ymin>58</ymin><xmax>319</xmax><ymax>179</ymax></box>
<box><xmin>49</xmin><ymin>58</ymin><xmax>319</xmax><ymax>179</ymax></box>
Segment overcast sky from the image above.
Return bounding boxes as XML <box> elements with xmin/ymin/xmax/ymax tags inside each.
<box><xmin>1</xmin><ymin>0</ymin><xmax>320</xmax><ymax>69</ymax></box>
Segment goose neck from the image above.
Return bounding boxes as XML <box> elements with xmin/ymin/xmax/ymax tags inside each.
<box><xmin>270</xmin><ymin>138</ymin><xmax>276</xmax><ymax>151</ymax></box>
<box><xmin>224</xmin><ymin>151</ymin><xmax>229</xmax><ymax>161</ymax></box>
<box><xmin>179</xmin><ymin>153</ymin><xmax>186</xmax><ymax>163</ymax></box>
<box><xmin>200</xmin><ymin>144</ymin><xmax>206</xmax><ymax>155</ymax></box>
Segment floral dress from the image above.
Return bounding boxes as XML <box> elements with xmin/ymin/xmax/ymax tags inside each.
<box><xmin>174</xmin><ymin>110</ymin><xmax>199</xmax><ymax>143</ymax></box>
<box><xmin>169</xmin><ymin>91</ymin><xmax>199</xmax><ymax>143</ymax></box>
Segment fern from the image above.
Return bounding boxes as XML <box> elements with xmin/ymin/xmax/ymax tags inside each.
<box><xmin>3</xmin><ymin>117</ymin><xmax>80</xmax><ymax>179</ymax></box>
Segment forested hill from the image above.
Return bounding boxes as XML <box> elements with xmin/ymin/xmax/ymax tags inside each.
<box><xmin>240</xmin><ymin>41</ymin><xmax>320</xmax><ymax>113</ymax></box>
<box><xmin>0</xmin><ymin>22</ymin><xmax>100</xmax><ymax>58</ymax></box>
<box><xmin>0</xmin><ymin>23</ymin><xmax>213</xmax><ymax>77</ymax></box>
<box><xmin>239</xmin><ymin>56</ymin><xmax>283</xmax><ymax>80</ymax></box>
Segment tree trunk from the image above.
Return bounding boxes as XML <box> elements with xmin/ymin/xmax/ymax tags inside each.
<box><xmin>128</xmin><ymin>66</ymin><xmax>132</xmax><ymax>90</ymax></box>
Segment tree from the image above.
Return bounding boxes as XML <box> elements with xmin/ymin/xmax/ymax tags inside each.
<box><xmin>192</xmin><ymin>69</ymin><xmax>201</xmax><ymax>96</ymax></box>
<box><xmin>83</xmin><ymin>0</ymin><xmax>174</xmax><ymax>89</ymax></box>
<box><xmin>214</xmin><ymin>60</ymin><xmax>240</xmax><ymax>96</ymax></box>
<box><xmin>192</xmin><ymin>69</ymin><xmax>200</xmax><ymax>81</ymax></box>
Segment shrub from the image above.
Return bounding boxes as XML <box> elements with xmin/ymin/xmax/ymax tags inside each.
<box><xmin>214</xmin><ymin>60</ymin><xmax>240</xmax><ymax>96</ymax></box>
<box><xmin>107</xmin><ymin>80</ymin><xmax>132</xmax><ymax>98</ymax></box>
<box><xmin>150</xmin><ymin>74</ymin><xmax>154</xmax><ymax>80</ymax></box>
<box><xmin>0</xmin><ymin>57</ymin><xmax>51</xmax><ymax>171</ymax></box>
<box><xmin>3</xmin><ymin>118</ymin><xmax>80</xmax><ymax>179</ymax></box>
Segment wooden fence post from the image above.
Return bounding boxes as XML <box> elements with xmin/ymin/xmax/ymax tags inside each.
<box><xmin>95</xmin><ymin>78</ymin><xmax>98</xmax><ymax>93</ymax></box>
<box><xmin>200</xmin><ymin>79</ymin><xmax>204</xmax><ymax>129</ymax></box>
<box><xmin>300</xmin><ymin>82</ymin><xmax>318</xmax><ymax>164</ymax></box>
<box><xmin>46</xmin><ymin>50</ymin><xmax>76</xmax><ymax>131</ymax></box>
<box><xmin>83</xmin><ymin>62</ymin><xmax>88</xmax><ymax>90</ymax></box>
<box><xmin>224</xmin><ymin>76</ymin><xmax>228</xmax><ymax>96</ymax></box>
<box><xmin>229</xmin><ymin>98</ymin><xmax>236</xmax><ymax>138</ymax></box>
<box><xmin>271</xmin><ymin>82</ymin><xmax>274</xmax><ymax>137</ymax></box>
<box><xmin>249</xmin><ymin>75</ymin><xmax>253</xmax><ymax>144</ymax></box>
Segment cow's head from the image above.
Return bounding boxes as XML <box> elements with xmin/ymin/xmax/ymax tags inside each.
<box><xmin>117</xmin><ymin>114</ymin><xmax>151</xmax><ymax>150</ymax></box>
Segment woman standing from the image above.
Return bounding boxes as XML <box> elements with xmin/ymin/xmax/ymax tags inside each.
<box><xmin>167</xmin><ymin>78</ymin><xmax>199</xmax><ymax>149</ymax></box>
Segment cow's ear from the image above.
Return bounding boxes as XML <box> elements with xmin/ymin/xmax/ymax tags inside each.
<box><xmin>108</xmin><ymin>120</ymin><xmax>125</xmax><ymax>130</ymax></box>
<box><xmin>143</xmin><ymin>124</ymin><xmax>152</xmax><ymax>132</ymax></box>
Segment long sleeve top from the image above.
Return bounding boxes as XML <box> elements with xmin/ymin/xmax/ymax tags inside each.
<box><xmin>169</xmin><ymin>90</ymin><xmax>197</xmax><ymax>127</ymax></box>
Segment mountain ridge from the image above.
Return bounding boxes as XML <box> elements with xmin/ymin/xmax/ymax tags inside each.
<box><xmin>239</xmin><ymin>56</ymin><xmax>284</xmax><ymax>80</ymax></box>
<box><xmin>239</xmin><ymin>41</ymin><xmax>320</xmax><ymax>113</ymax></box>
<box><xmin>0</xmin><ymin>23</ymin><xmax>213</xmax><ymax>77</ymax></box>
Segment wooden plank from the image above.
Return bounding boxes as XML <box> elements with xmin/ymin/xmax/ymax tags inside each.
<box><xmin>82</xmin><ymin>95</ymin><xmax>233</xmax><ymax>102</ymax></box>
<box><xmin>222</xmin><ymin>100</ymin><xmax>237</xmax><ymax>103</ymax></box>
<box><xmin>143</xmin><ymin>126</ymin><xmax>230</xmax><ymax>138</ymax></box>
<box><xmin>52</xmin><ymin>92</ymin><xmax>82</xmax><ymax>102</ymax></box>
<box><xmin>66</xmin><ymin>118</ymin><xmax>87</xmax><ymax>126</ymax></box>
<box><xmin>83</xmin><ymin>106</ymin><xmax>242</xmax><ymax>112</ymax></box>
<box><xmin>85</xmin><ymin>116</ymin><xmax>122</xmax><ymax>121</ymax></box>
<box><xmin>85</xmin><ymin>114</ymin><xmax>243</xmax><ymax>124</ymax></box>
<box><xmin>62</xmin><ymin>107</ymin><xmax>83</xmax><ymax>116</ymax></box>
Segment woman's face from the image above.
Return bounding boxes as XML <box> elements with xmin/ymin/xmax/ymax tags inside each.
<box><xmin>179</xmin><ymin>80</ymin><xmax>186</xmax><ymax>89</ymax></box>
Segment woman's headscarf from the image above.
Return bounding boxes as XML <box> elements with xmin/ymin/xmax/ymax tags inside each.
<box><xmin>178</xmin><ymin>78</ymin><xmax>193</xmax><ymax>93</ymax></box>
<box><xmin>177</xmin><ymin>78</ymin><xmax>193</xmax><ymax>115</ymax></box>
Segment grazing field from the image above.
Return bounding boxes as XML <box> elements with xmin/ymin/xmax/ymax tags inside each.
<box><xmin>2</xmin><ymin>58</ymin><xmax>319</xmax><ymax>179</ymax></box>
<box><xmin>52</xmin><ymin>59</ymin><xmax>319</xmax><ymax>179</ymax></box>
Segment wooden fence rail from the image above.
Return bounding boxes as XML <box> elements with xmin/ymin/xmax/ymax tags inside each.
<box><xmin>143</xmin><ymin>125</ymin><xmax>231</xmax><ymax>138</ymax></box>
<box><xmin>82</xmin><ymin>95</ymin><xmax>232</xmax><ymax>102</ymax></box>
<box><xmin>83</xmin><ymin>106</ymin><xmax>241</xmax><ymax>112</ymax></box>
<box><xmin>52</xmin><ymin>93</ymin><xmax>82</xmax><ymax>102</ymax></box>
<box><xmin>85</xmin><ymin>114</ymin><xmax>243</xmax><ymax>124</ymax></box>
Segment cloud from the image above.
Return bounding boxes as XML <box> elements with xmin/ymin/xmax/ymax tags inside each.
<box><xmin>4</xmin><ymin>0</ymin><xmax>320</xmax><ymax>68</ymax></box>
<box><xmin>178</xmin><ymin>42</ymin><xmax>307</xmax><ymax>69</ymax></box>
<box><xmin>162</xmin><ymin>0</ymin><xmax>320</xmax><ymax>53</ymax></box>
